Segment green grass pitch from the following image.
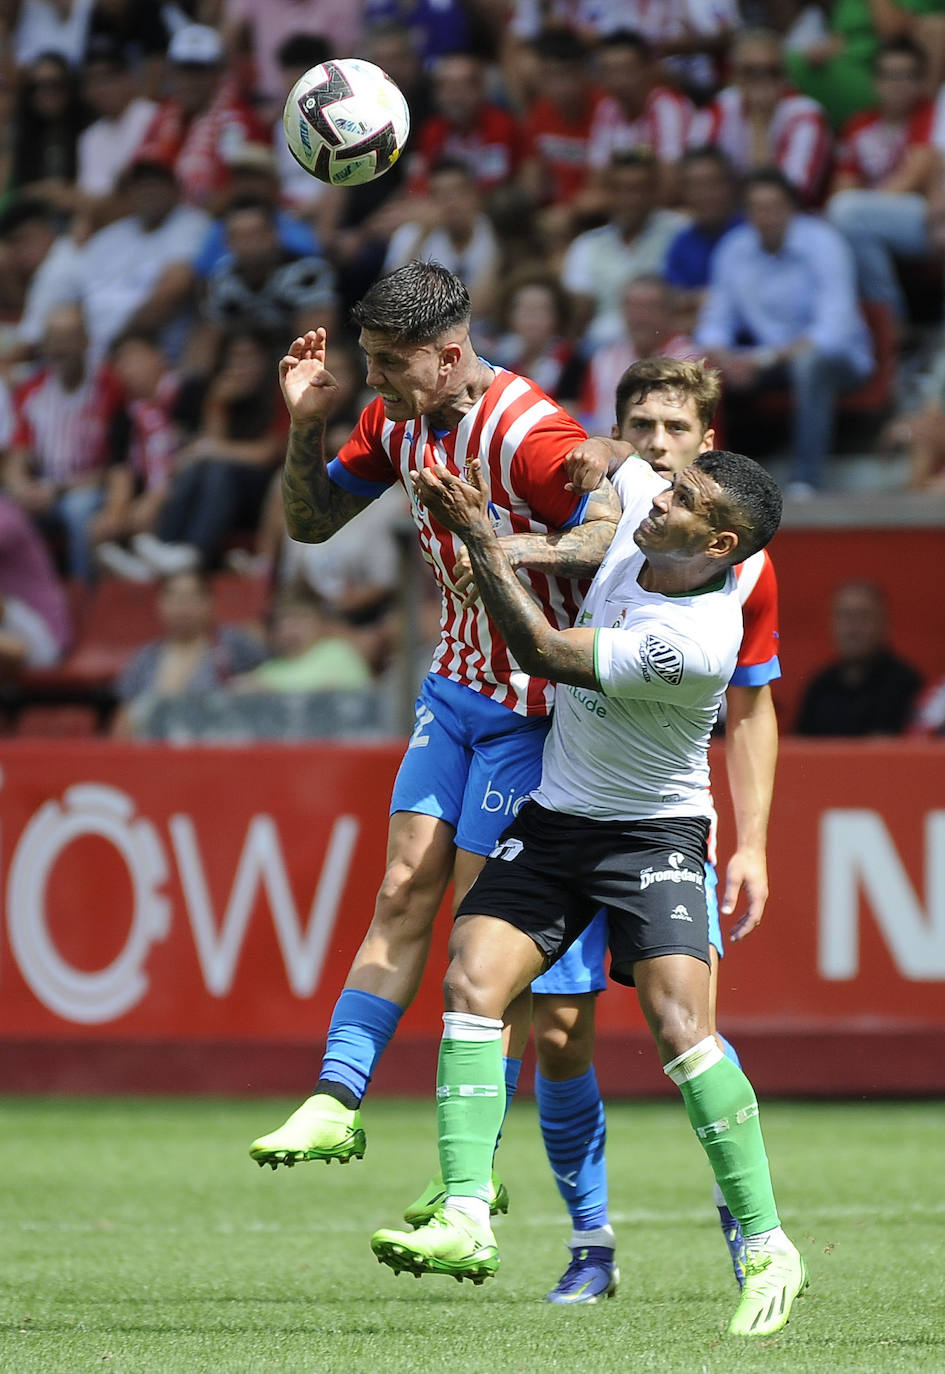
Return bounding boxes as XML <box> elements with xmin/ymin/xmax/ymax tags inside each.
<box><xmin>0</xmin><ymin>1096</ymin><xmax>941</xmax><ymax>1374</ymax></box>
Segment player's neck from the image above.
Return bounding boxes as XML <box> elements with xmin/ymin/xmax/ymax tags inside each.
<box><xmin>426</xmin><ymin>358</ymin><xmax>494</xmax><ymax>431</ymax></box>
<box><xmin>638</xmin><ymin>558</ymin><xmax>725</xmax><ymax>597</ymax></box>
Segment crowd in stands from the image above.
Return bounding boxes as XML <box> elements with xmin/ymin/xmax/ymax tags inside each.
<box><xmin>0</xmin><ymin>0</ymin><xmax>943</xmax><ymax>738</ymax></box>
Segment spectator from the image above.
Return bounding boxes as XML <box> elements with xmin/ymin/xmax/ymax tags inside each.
<box><xmin>14</xmin><ymin>0</ymin><xmax>94</xmax><ymax>68</ymax></box>
<box><xmin>827</xmin><ymin>35</ymin><xmax>939</xmax><ymax>320</ymax></box>
<box><xmin>488</xmin><ymin>268</ymin><xmax>581</xmax><ymax>401</ymax></box>
<box><xmin>695</xmin><ymin>167</ymin><xmax>874</xmax><ymax>494</ymax></box>
<box><xmin>0</xmin><ymin>199</ymin><xmax>81</xmax><ymax>358</ymax></box>
<box><xmin>362</xmin><ymin>0</ymin><xmax>469</xmax><ymax>67</ymax></box>
<box><xmin>663</xmin><ymin>146</ymin><xmax>743</xmax><ymax>317</ymax></box>
<box><xmin>795</xmin><ymin>579</ymin><xmax>923</xmax><ymax>735</ymax></box>
<box><xmin>4</xmin><ymin>302</ymin><xmax>121</xmax><ymax>580</ymax></box>
<box><xmin>409</xmin><ymin>51</ymin><xmax>525</xmax><ymax>200</ymax></box>
<box><xmin>134</xmin><ymin>23</ymin><xmax>267</xmax><ymax>209</ymax></box>
<box><xmin>65</xmin><ymin>158</ymin><xmax>211</xmax><ymax>360</ymax></box>
<box><xmin>221</xmin><ymin>0</ymin><xmax>363</xmax><ymax>108</ymax></box>
<box><xmin>519</xmin><ymin>29</ymin><xmax>603</xmax><ymax>246</ymax></box>
<box><xmin>878</xmin><ymin>340</ymin><xmax>945</xmax><ymax>489</ymax></box>
<box><xmin>10</xmin><ymin>51</ymin><xmax>87</xmax><ymax>212</ymax></box>
<box><xmin>190</xmin><ymin>194</ymin><xmax>337</xmax><ymax>371</ymax></box>
<box><xmin>110</xmin><ymin>567</ymin><xmax>265</xmax><ymax>737</ymax></box>
<box><xmin>84</xmin><ymin>0</ymin><xmax>168</xmax><ymax>95</ymax></box>
<box><xmin>585</xmin><ymin>29</ymin><xmax>693</xmax><ymax>205</ymax></box>
<box><xmin>272</xmin><ymin>32</ymin><xmax>339</xmax><ymax>225</ymax></box>
<box><xmin>688</xmin><ymin>28</ymin><xmax>832</xmax><ymax>207</ymax></box>
<box><xmin>909</xmin><ymin>667</ymin><xmax>945</xmax><ymax>734</ymax></box>
<box><xmin>232</xmin><ymin>582</ymin><xmax>372</xmax><ymax>694</ymax></box>
<box><xmin>76</xmin><ymin>36</ymin><xmax>158</xmax><ymax>220</ymax></box>
<box><xmin>383</xmin><ymin>160</ymin><xmax>500</xmax><ymax>328</ymax></box>
<box><xmin>0</xmin><ymin>492</ymin><xmax>71</xmax><ymax>675</ymax></box>
<box><xmin>578</xmin><ymin>273</ymin><xmax>700</xmax><ymax>435</ymax></box>
<box><xmin>130</xmin><ymin>329</ymin><xmax>286</xmax><ymax>575</ymax></box>
<box><xmin>92</xmin><ymin>332</ymin><xmax>181</xmax><ymax>581</ymax></box>
<box><xmin>560</xmin><ymin>149</ymin><xmax>686</xmax><ymax>348</ymax></box>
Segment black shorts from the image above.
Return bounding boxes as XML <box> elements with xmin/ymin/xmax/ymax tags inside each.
<box><xmin>455</xmin><ymin>801</ymin><xmax>712</xmax><ymax>986</ymax></box>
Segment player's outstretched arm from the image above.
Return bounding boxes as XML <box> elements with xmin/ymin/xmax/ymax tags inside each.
<box><xmin>413</xmin><ymin>460</ymin><xmax>599</xmax><ymax>689</ymax></box>
<box><xmin>280</xmin><ymin>328</ymin><xmax>371</xmax><ymax>543</ymax></box>
<box><xmin>721</xmin><ymin>683</ymin><xmax>778</xmax><ymax>941</ymax></box>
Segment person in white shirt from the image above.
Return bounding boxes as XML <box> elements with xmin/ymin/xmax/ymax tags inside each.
<box><xmin>76</xmin><ymin>38</ymin><xmax>158</xmax><ymax>215</ymax></box>
<box><xmin>369</xmin><ymin>445</ymin><xmax>808</xmax><ymax>1341</ymax></box>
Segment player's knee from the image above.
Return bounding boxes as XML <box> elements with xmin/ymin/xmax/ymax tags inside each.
<box><xmin>374</xmin><ymin>858</ymin><xmax>441</xmax><ymax>934</ymax></box>
<box><xmin>443</xmin><ymin>955</ymin><xmax>489</xmax><ymax>1016</ymax></box>
<box><xmin>653</xmin><ymin>1003</ymin><xmax>710</xmax><ymax>1064</ymax></box>
<box><xmin>533</xmin><ymin>1000</ymin><xmax>595</xmax><ymax>1080</ymax></box>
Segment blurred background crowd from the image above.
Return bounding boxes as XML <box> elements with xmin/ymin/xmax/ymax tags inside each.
<box><xmin>0</xmin><ymin>0</ymin><xmax>942</xmax><ymax>742</ymax></box>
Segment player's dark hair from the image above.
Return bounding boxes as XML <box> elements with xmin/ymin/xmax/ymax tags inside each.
<box><xmin>597</xmin><ymin>28</ymin><xmax>651</xmax><ymax>61</ymax></box>
<box><xmin>615</xmin><ymin>357</ymin><xmax>721</xmax><ymax>433</ymax></box>
<box><xmin>693</xmin><ymin>450</ymin><xmax>783</xmax><ymax>562</ymax></box>
<box><xmin>743</xmin><ymin>166</ymin><xmax>799</xmax><ymax>205</ymax></box>
<box><xmin>352</xmin><ymin>261</ymin><xmax>471</xmax><ymax>344</ymax></box>
<box><xmin>875</xmin><ymin>34</ymin><xmax>927</xmax><ymax>74</ymax></box>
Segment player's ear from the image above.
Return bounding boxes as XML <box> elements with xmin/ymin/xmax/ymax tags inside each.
<box><xmin>700</xmin><ymin>428</ymin><xmax>715</xmax><ymax>453</ymax></box>
<box><xmin>439</xmin><ymin>341</ymin><xmax>463</xmax><ymax>373</ymax></box>
<box><xmin>708</xmin><ymin>529</ymin><xmax>738</xmax><ymax>561</ymax></box>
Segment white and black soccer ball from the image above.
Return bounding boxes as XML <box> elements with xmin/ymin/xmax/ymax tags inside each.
<box><xmin>283</xmin><ymin>58</ymin><xmax>410</xmax><ymax>187</ymax></box>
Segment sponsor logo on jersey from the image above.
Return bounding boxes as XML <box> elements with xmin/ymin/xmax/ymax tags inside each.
<box><xmin>567</xmin><ymin>684</ymin><xmax>607</xmax><ymax>718</ymax></box>
<box><xmin>639</xmin><ymin>634</ymin><xmax>684</xmax><ymax>686</ymax></box>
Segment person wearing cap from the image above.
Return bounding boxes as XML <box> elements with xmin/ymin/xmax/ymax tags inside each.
<box><xmin>77</xmin><ymin>37</ymin><xmax>158</xmax><ymax>222</ymax></box>
<box><xmin>134</xmin><ymin>23</ymin><xmax>267</xmax><ymax>208</ymax></box>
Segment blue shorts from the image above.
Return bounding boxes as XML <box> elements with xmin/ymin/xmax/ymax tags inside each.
<box><xmin>531</xmin><ymin>861</ymin><xmax>723</xmax><ymax>997</ymax></box>
<box><xmin>390</xmin><ymin>674</ymin><xmax>551</xmax><ymax>857</ymax></box>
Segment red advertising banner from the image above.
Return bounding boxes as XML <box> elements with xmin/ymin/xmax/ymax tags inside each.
<box><xmin>0</xmin><ymin>740</ymin><xmax>943</xmax><ymax>1096</ymax></box>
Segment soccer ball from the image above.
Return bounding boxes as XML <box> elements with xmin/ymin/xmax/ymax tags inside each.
<box><xmin>283</xmin><ymin>58</ymin><xmax>410</xmax><ymax>187</ymax></box>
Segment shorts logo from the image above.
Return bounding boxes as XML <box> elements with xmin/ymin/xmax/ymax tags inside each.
<box><xmin>481</xmin><ymin>779</ymin><xmax>528</xmax><ymax>816</ymax></box>
<box><xmin>490</xmin><ymin>837</ymin><xmax>524</xmax><ymax>862</ymax></box>
<box><xmin>670</xmin><ymin>904</ymin><xmax>692</xmax><ymax>921</ymax></box>
<box><xmin>640</xmin><ymin>634</ymin><xmax>684</xmax><ymax>686</ymax></box>
<box><xmin>640</xmin><ymin>860</ymin><xmax>704</xmax><ymax>891</ymax></box>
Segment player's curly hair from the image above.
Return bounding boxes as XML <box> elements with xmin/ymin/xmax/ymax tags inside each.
<box><xmin>351</xmin><ymin>261</ymin><xmax>471</xmax><ymax>344</ymax></box>
<box><xmin>615</xmin><ymin>357</ymin><xmax>721</xmax><ymax>433</ymax></box>
<box><xmin>694</xmin><ymin>450</ymin><xmax>783</xmax><ymax>562</ymax></box>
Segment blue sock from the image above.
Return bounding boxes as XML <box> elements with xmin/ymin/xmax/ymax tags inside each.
<box><xmin>718</xmin><ymin>1034</ymin><xmax>741</xmax><ymax>1069</ymax></box>
<box><xmin>536</xmin><ymin>1067</ymin><xmax>609</xmax><ymax>1232</ymax></box>
<box><xmin>494</xmin><ymin>1056</ymin><xmax>522</xmax><ymax>1154</ymax></box>
<box><xmin>316</xmin><ymin>989</ymin><xmax>402</xmax><ymax>1106</ymax></box>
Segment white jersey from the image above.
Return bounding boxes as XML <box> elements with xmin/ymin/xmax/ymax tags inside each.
<box><xmin>534</xmin><ymin>459</ymin><xmax>742</xmax><ymax>822</ymax></box>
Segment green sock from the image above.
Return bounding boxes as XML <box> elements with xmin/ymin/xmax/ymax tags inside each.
<box><xmin>665</xmin><ymin>1036</ymin><xmax>779</xmax><ymax>1235</ymax></box>
<box><xmin>437</xmin><ymin>1015</ymin><xmax>505</xmax><ymax>1204</ymax></box>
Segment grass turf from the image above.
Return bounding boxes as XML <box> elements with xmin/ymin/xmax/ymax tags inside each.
<box><xmin>0</xmin><ymin>1097</ymin><xmax>941</xmax><ymax>1373</ymax></box>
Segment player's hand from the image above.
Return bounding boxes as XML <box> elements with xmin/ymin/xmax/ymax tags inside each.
<box><xmin>411</xmin><ymin>457</ymin><xmax>491</xmax><ymax>537</ymax></box>
<box><xmin>451</xmin><ymin>545</ymin><xmax>479</xmax><ymax>608</ymax></box>
<box><xmin>565</xmin><ymin>437</ymin><xmax>613</xmax><ymax>492</ymax></box>
<box><xmin>279</xmin><ymin>328</ymin><xmax>340</xmax><ymax>425</ymax></box>
<box><xmin>722</xmin><ymin>846</ymin><xmax>768</xmax><ymax>941</ymax></box>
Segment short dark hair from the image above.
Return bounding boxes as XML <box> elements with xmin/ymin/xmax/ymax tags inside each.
<box><xmin>615</xmin><ymin>357</ymin><xmax>721</xmax><ymax>433</ymax></box>
<box><xmin>277</xmin><ymin>32</ymin><xmax>331</xmax><ymax>71</ymax></box>
<box><xmin>693</xmin><ymin>450</ymin><xmax>783</xmax><ymax>562</ymax></box>
<box><xmin>679</xmin><ymin>144</ymin><xmax>738</xmax><ymax>179</ymax></box>
<box><xmin>875</xmin><ymin>34</ymin><xmax>927</xmax><ymax>73</ymax></box>
<box><xmin>429</xmin><ymin>156</ymin><xmax>476</xmax><ymax>182</ymax></box>
<box><xmin>532</xmin><ymin>28</ymin><xmax>587</xmax><ymax>64</ymax></box>
<box><xmin>351</xmin><ymin>261</ymin><xmax>471</xmax><ymax>344</ymax></box>
<box><xmin>223</xmin><ymin>193</ymin><xmax>277</xmax><ymax>222</ymax></box>
<box><xmin>609</xmin><ymin>147</ymin><xmax>658</xmax><ymax>176</ymax></box>
<box><xmin>743</xmin><ymin>166</ymin><xmax>799</xmax><ymax>205</ymax></box>
<box><xmin>0</xmin><ymin>198</ymin><xmax>56</xmax><ymax>238</ymax></box>
<box><xmin>597</xmin><ymin>28</ymin><xmax>652</xmax><ymax>60</ymax></box>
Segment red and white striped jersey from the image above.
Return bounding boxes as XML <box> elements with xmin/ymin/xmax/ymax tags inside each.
<box><xmin>331</xmin><ymin>370</ymin><xmax>589</xmax><ymax>716</ymax></box>
<box><xmin>11</xmin><ymin>365</ymin><xmax>121</xmax><ymax>484</ymax></box>
<box><xmin>587</xmin><ymin>85</ymin><xmax>693</xmax><ymax>170</ymax></box>
<box><xmin>836</xmin><ymin>102</ymin><xmax>934</xmax><ymax>187</ymax></box>
<box><xmin>689</xmin><ymin>85</ymin><xmax>832</xmax><ymax>204</ymax></box>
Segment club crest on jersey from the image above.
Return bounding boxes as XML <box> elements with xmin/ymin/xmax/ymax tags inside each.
<box><xmin>640</xmin><ymin>634</ymin><xmax>684</xmax><ymax>686</ymax></box>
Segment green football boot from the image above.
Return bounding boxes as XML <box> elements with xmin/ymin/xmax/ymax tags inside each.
<box><xmin>728</xmin><ymin>1243</ymin><xmax>809</xmax><ymax>1337</ymax></box>
<box><xmin>249</xmin><ymin>1094</ymin><xmax>365</xmax><ymax>1169</ymax></box>
<box><xmin>372</xmin><ymin>1207</ymin><xmax>500</xmax><ymax>1285</ymax></box>
<box><xmin>403</xmin><ymin>1169</ymin><xmax>509</xmax><ymax>1227</ymax></box>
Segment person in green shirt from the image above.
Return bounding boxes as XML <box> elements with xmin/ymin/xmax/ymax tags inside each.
<box><xmin>239</xmin><ymin>582</ymin><xmax>372</xmax><ymax>693</ymax></box>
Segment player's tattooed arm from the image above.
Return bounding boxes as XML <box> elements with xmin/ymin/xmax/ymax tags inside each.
<box><xmin>282</xmin><ymin>419</ymin><xmax>371</xmax><ymax>543</ymax></box>
<box><xmin>450</xmin><ymin>478</ymin><xmax>621</xmax><ymax>600</ymax></box>
<box><xmin>412</xmin><ymin>460</ymin><xmax>599</xmax><ymax>690</ymax></box>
